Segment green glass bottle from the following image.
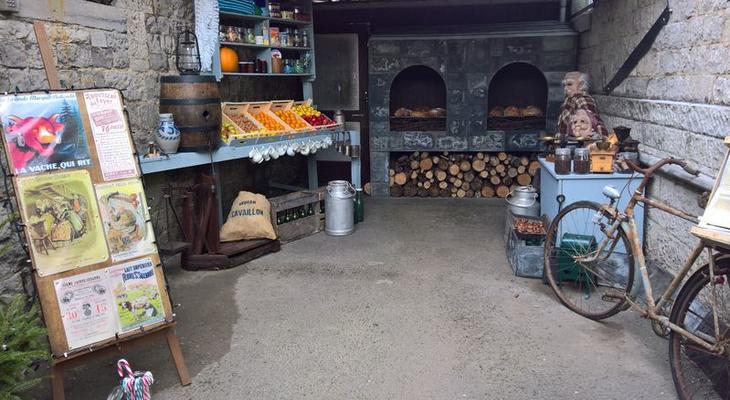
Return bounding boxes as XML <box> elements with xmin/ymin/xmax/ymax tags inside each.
<box><xmin>307</xmin><ymin>204</ymin><xmax>315</xmax><ymax>216</ymax></box>
<box><xmin>354</xmin><ymin>188</ymin><xmax>364</xmax><ymax>223</ymax></box>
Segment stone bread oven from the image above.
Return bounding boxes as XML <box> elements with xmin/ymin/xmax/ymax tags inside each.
<box><xmin>369</xmin><ymin>23</ymin><xmax>577</xmax><ymax>197</ymax></box>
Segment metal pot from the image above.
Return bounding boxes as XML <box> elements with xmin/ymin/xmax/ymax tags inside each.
<box><xmin>325</xmin><ymin>180</ymin><xmax>355</xmax><ymax>236</ymax></box>
<box><xmin>505</xmin><ymin>185</ymin><xmax>540</xmax><ymax>217</ymax></box>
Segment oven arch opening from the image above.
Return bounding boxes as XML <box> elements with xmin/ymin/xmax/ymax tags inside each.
<box><xmin>487</xmin><ymin>62</ymin><xmax>548</xmax><ymax>131</ymax></box>
<box><xmin>389</xmin><ymin>65</ymin><xmax>447</xmax><ymax>132</ymax></box>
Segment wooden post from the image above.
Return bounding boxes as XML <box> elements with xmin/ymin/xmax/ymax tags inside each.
<box><xmin>33</xmin><ymin>21</ymin><xmax>61</xmax><ymax>90</ymax></box>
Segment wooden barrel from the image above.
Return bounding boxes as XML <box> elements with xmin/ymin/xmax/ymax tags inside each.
<box><xmin>159</xmin><ymin>75</ymin><xmax>221</xmax><ymax>152</ymax></box>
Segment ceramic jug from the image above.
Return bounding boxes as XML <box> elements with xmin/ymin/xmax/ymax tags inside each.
<box><xmin>156</xmin><ymin>113</ymin><xmax>181</xmax><ymax>154</ymax></box>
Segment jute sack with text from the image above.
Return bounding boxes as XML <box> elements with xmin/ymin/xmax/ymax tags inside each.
<box><xmin>220</xmin><ymin>191</ymin><xmax>277</xmax><ymax>241</ymax></box>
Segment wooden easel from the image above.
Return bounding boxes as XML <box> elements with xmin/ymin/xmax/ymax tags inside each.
<box><xmin>23</xmin><ymin>22</ymin><xmax>191</xmax><ymax>399</ymax></box>
<box><xmin>691</xmin><ymin>136</ymin><xmax>730</xmax><ymax>248</ymax></box>
<box><xmin>51</xmin><ymin>323</ymin><xmax>190</xmax><ymax>400</ymax></box>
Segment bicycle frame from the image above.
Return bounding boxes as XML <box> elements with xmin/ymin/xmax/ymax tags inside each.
<box><xmin>576</xmin><ymin>163</ymin><xmax>725</xmax><ymax>354</ymax></box>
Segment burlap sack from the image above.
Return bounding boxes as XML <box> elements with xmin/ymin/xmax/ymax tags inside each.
<box><xmin>220</xmin><ymin>191</ymin><xmax>277</xmax><ymax>242</ymax></box>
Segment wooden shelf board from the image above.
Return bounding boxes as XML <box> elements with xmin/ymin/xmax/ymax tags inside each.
<box><xmin>222</xmin><ymin>72</ymin><xmax>312</xmax><ymax>77</ymax></box>
<box><xmin>220</xmin><ymin>42</ymin><xmax>311</xmax><ymax>51</ymax></box>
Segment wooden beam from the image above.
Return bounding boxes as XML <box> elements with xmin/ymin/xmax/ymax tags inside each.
<box><xmin>33</xmin><ymin>21</ymin><xmax>61</xmax><ymax>90</ymax></box>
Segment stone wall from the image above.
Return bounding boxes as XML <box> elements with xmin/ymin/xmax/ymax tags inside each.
<box><xmin>577</xmin><ymin>0</ymin><xmax>730</xmax><ymax>272</ymax></box>
<box><xmin>0</xmin><ymin>0</ymin><xmax>194</xmax><ymax>146</ymax></box>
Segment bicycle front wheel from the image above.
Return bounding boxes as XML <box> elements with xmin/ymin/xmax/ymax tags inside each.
<box><xmin>669</xmin><ymin>258</ymin><xmax>730</xmax><ymax>400</ymax></box>
<box><xmin>543</xmin><ymin>201</ymin><xmax>635</xmax><ymax>320</ymax></box>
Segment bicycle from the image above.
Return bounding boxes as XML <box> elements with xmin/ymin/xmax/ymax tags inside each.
<box><xmin>543</xmin><ymin>157</ymin><xmax>730</xmax><ymax>400</ymax></box>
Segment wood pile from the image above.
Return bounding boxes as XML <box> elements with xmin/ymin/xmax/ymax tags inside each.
<box><xmin>389</xmin><ymin>152</ymin><xmax>540</xmax><ymax>198</ymax></box>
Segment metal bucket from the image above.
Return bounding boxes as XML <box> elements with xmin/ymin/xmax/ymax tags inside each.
<box><xmin>505</xmin><ymin>185</ymin><xmax>540</xmax><ymax>217</ymax></box>
<box><xmin>325</xmin><ymin>180</ymin><xmax>355</xmax><ymax>236</ymax></box>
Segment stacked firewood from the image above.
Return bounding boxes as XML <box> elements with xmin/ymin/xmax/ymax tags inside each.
<box><xmin>389</xmin><ymin>152</ymin><xmax>540</xmax><ymax>198</ymax></box>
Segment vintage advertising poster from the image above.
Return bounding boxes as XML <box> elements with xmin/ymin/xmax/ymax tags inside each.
<box><xmin>108</xmin><ymin>257</ymin><xmax>165</xmax><ymax>332</ymax></box>
<box><xmin>16</xmin><ymin>169</ymin><xmax>109</xmax><ymax>276</ymax></box>
<box><xmin>0</xmin><ymin>92</ymin><xmax>92</xmax><ymax>175</ymax></box>
<box><xmin>54</xmin><ymin>270</ymin><xmax>117</xmax><ymax>350</ymax></box>
<box><xmin>83</xmin><ymin>90</ymin><xmax>138</xmax><ymax>181</ymax></box>
<box><xmin>95</xmin><ymin>179</ymin><xmax>157</xmax><ymax>262</ymax></box>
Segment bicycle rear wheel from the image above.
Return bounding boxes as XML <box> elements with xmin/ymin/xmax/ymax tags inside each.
<box><xmin>543</xmin><ymin>201</ymin><xmax>635</xmax><ymax>320</ymax></box>
<box><xmin>669</xmin><ymin>258</ymin><xmax>730</xmax><ymax>400</ymax></box>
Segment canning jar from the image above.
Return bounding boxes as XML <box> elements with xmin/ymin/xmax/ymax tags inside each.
<box><xmin>555</xmin><ymin>147</ymin><xmax>572</xmax><ymax>175</ymax></box>
<box><xmin>573</xmin><ymin>147</ymin><xmax>590</xmax><ymax>174</ymax></box>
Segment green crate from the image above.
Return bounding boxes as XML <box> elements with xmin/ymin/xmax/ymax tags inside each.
<box><xmin>557</xmin><ymin>233</ymin><xmax>596</xmax><ymax>284</ymax></box>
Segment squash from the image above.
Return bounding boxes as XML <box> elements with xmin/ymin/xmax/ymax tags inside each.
<box><xmin>220</xmin><ymin>47</ymin><xmax>239</xmax><ymax>73</ymax></box>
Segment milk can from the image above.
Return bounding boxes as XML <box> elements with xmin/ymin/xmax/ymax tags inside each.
<box><xmin>325</xmin><ymin>180</ymin><xmax>355</xmax><ymax>236</ymax></box>
<box><xmin>505</xmin><ymin>185</ymin><xmax>540</xmax><ymax>217</ymax></box>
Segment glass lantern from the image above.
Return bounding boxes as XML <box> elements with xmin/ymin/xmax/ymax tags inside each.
<box><xmin>176</xmin><ymin>28</ymin><xmax>201</xmax><ymax>75</ymax></box>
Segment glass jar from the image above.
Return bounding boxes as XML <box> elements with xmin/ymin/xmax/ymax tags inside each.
<box><xmin>555</xmin><ymin>147</ymin><xmax>572</xmax><ymax>175</ymax></box>
<box><xmin>244</xmin><ymin>28</ymin><xmax>255</xmax><ymax>44</ymax></box>
<box><xmin>219</xmin><ymin>25</ymin><xmax>228</xmax><ymax>42</ymax></box>
<box><xmin>226</xmin><ymin>26</ymin><xmax>239</xmax><ymax>42</ymax></box>
<box><xmin>573</xmin><ymin>147</ymin><xmax>590</xmax><ymax>174</ymax></box>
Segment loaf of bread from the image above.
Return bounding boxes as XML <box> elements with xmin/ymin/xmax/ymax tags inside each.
<box><xmin>503</xmin><ymin>106</ymin><xmax>520</xmax><ymax>117</ymax></box>
<box><xmin>488</xmin><ymin>106</ymin><xmax>504</xmax><ymax>117</ymax></box>
<box><xmin>394</xmin><ymin>107</ymin><xmax>411</xmax><ymax>117</ymax></box>
<box><xmin>522</xmin><ymin>105</ymin><xmax>543</xmax><ymax>117</ymax></box>
<box><xmin>429</xmin><ymin>107</ymin><xmax>446</xmax><ymax>117</ymax></box>
<box><xmin>410</xmin><ymin>110</ymin><xmax>428</xmax><ymax>118</ymax></box>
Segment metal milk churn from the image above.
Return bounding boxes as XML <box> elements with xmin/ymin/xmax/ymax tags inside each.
<box><xmin>505</xmin><ymin>185</ymin><xmax>540</xmax><ymax>217</ymax></box>
<box><xmin>325</xmin><ymin>180</ymin><xmax>356</xmax><ymax>236</ymax></box>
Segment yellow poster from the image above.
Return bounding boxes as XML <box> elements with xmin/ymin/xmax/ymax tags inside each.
<box><xmin>16</xmin><ymin>170</ymin><xmax>109</xmax><ymax>276</ymax></box>
<box><xmin>95</xmin><ymin>179</ymin><xmax>157</xmax><ymax>262</ymax></box>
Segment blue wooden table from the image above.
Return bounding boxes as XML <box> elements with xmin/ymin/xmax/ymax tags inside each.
<box><xmin>539</xmin><ymin>157</ymin><xmax>645</xmax><ymax>248</ymax></box>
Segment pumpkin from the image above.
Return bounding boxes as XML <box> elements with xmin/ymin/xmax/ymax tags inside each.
<box><xmin>220</xmin><ymin>47</ymin><xmax>239</xmax><ymax>73</ymax></box>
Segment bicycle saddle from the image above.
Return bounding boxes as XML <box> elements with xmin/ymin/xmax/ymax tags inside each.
<box><xmin>602</xmin><ymin>185</ymin><xmax>621</xmax><ymax>200</ymax></box>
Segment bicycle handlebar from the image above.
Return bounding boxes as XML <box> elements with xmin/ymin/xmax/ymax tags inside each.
<box><xmin>625</xmin><ymin>157</ymin><xmax>700</xmax><ymax>177</ymax></box>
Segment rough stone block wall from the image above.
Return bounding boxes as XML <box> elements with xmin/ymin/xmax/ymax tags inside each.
<box><xmin>0</xmin><ymin>0</ymin><xmax>194</xmax><ymax>146</ymax></box>
<box><xmin>578</xmin><ymin>0</ymin><xmax>730</xmax><ymax>273</ymax></box>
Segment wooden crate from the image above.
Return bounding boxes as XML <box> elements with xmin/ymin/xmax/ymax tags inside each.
<box><xmin>270</xmin><ymin>100</ymin><xmax>313</xmax><ymax>132</ymax></box>
<box><xmin>221</xmin><ymin>102</ymin><xmax>267</xmax><ymax>142</ymax></box>
<box><xmin>292</xmin><ymin>99</ymin><xmax>343</xmax><ymax>131</ymax></box>
<box><xmin>269</xmin><ymin>190</ymin><xmax>323</xmax><ymax>243</ymax></box>
<box><xmin>246</xmin><ymin>101</ymin><xmax>289</xmax><ymax>135</ymax></box>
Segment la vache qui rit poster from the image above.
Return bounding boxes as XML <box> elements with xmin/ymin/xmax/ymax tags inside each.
<box><xmin>0</xmin><ymin>92</ymin><xmax>92</xmax><ymax>176</ymax></box>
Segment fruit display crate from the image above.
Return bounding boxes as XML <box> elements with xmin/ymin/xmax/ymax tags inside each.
<box><xmin>245</xmin><ymin>101</ymin><xmax>289</xmax><ymax>135</ymax></box>
<box><xmin>270</xmin><ymin>100</ymin><xmax>313</xmax><ymax>132</ymax></box>
<box><xmin>269</xmin><ymin>190</ymin><xmax>323</xmax><ymax>243</ymax></box>
<box><xmin>221</xmin><ymin>103</ymin><xmax>268</xmax><ymax>143</ymax></box>
<box><xmin>292</xmin><ymin>99</ymin><xmax>342</xmax><ymax>131</ymax></box>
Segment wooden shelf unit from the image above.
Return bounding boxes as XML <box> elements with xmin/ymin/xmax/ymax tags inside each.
<box><xmin>215</xmin><ymin>1</ymin><xmax>315</xmax><ymax>81</ymax></box>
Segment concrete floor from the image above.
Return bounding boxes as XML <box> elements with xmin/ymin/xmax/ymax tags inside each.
<box><xmin>61</xmin><ymin>198</ymin><xmax>675</xmax><ymax>399</ymax></box>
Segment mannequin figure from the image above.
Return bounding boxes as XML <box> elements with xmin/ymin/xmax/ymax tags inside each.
<box><xmin>557</xmin><ymin>72</ymin><xmax>608</xmax><ymax>139</ymax></box>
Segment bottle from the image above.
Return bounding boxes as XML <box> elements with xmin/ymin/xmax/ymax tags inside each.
<box><xmin>354</xmin><ymin>188</ymin><xmax>364</xmax><ymax>223</ymax></box>
<box><xmin>307</xmin><ymin>204</ymin><xmax>314</xmax><ymax>216</ymax></box>
<box><xmin>302</xmin><ymin>31</ymin><xmax>309</xmax><ymax>48</ymax></box>
<box><xmin>293</xmin><ymin>29</ymin><xmax>301</xmax><ymax>47</ymax></box>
